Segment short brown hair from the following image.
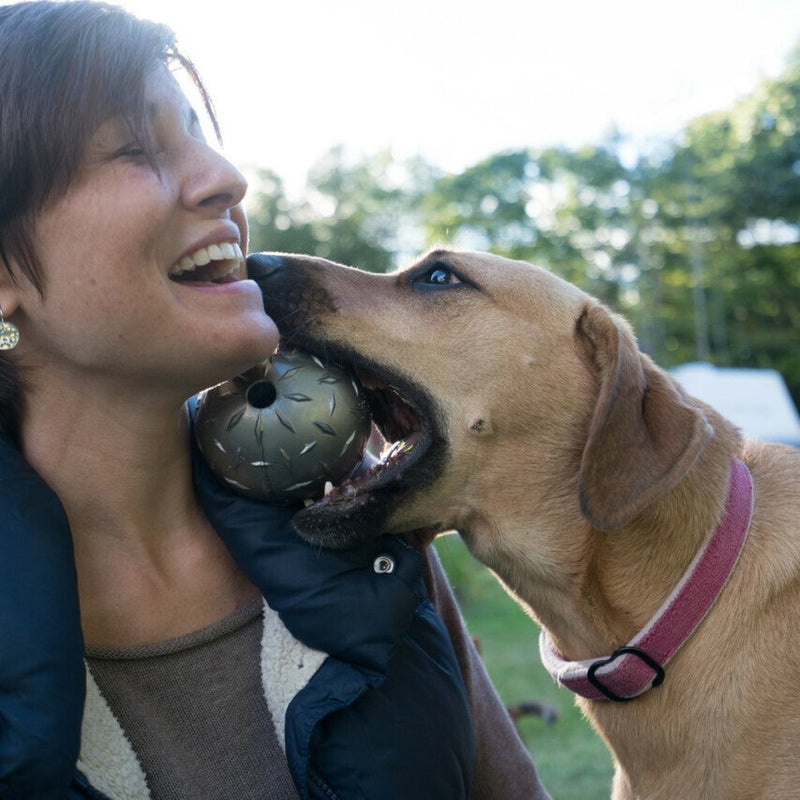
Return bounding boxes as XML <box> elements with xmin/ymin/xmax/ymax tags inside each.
<box><xmin>0</xmin><ymin>0</ymin><xmax>218</xmax><ymax>441</ymax></box>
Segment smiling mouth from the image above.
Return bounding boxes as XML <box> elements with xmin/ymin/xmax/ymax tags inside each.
<box><xmin>169</xmin><ymin>242</ymin><xmax>244</xmax><ymax>284</ymax></box>
<box><xmin>290</xmin><ymin>356</ymin><xmax>438</xmax><ymax>546</ymax></box>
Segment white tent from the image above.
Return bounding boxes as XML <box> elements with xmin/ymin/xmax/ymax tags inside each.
<box><xmin>670</xmin><ymin>362</ymin><xmax>800</xmax><ymax>447</ymax></box>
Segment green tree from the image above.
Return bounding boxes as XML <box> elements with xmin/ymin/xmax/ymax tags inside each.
<box><xmin>247</xmin><ymin>148</ymin><xmax>421</xmax><ymax>272</ymax></box>
<box><xmin>641</xmin><ymin>44</ymin><xmax>800</xmax><ymax>399</ymax></box>
<box><xmin>245</xmin><ymin>167</ymin><xmax>320</xmax><ymax>256</ymax></box>
<box><xmin>243</xmin><ymin>41</ymin><xmax>800</xmax><ymax>405</ymax></box>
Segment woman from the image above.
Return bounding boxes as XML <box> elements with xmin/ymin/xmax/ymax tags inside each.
<box><xmin>0</xmin><ymin>2</ymin><xmax>551</xmax><ymax>798</ymax></box>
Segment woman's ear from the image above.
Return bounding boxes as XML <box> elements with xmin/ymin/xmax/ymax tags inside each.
<box><xmin>0</xmin><ymin>248</ymin><xmax>30</xmax><ymax>314</ymax></box>
<box><xmin>0</xmin><ymin>276</ymin><xmax>22</xmax><ymax>320</ymax></box>
<box><xmin>0</xmin><ymin>256</ymin><xmax>26</xmax><ymax>351</ymax></box>
<box><xmin>0</xmin><ymin>296</ymin><xmax>20</xmax><ymax>317</ymax></box>
<box><xmin>576</xmin><ymin>303</ymin><xmax>713</xmax><ymax>532</ymax></box>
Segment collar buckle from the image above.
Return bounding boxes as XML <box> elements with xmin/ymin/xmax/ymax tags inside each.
<box><xmin>540</xmin><ymin>459</ymin><xmax>754</xmax><ymax>702</ymax></box>
<box><xmin>586</xmin><ymin>646</ymin><xmax>666</xmax><ymax>702</ymax></box>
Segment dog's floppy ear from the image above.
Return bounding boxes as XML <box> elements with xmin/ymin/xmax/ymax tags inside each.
<box><xmin>576</xmin><ymin>303</ymin><xmax>713</xmax><ymax>532</ymax></box>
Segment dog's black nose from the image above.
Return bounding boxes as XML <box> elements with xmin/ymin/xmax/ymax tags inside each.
<box><xmin>246</xmin><ymin>252</ymin><xmax>289</xmax><ymax>284</ymax></box>
<box><xmin>246</xmin><ymin>252</ymin><xmax>314</xmax><ymax>329</ymax></box>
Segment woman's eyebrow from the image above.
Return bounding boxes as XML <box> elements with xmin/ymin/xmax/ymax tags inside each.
<box><xmin>146</xmin><ymin>100</ymin><xmax>200</xmax><ymax>130</ymax></box>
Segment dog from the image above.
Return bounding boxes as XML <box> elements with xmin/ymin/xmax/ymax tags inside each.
<box><xmin>249</xmin><ymin>249</ymin><xmax>800</xmax><ymax>800</ymax></box>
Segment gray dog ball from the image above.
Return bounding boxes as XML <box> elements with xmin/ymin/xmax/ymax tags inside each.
<box><xmin>194</xmin><ymin>346</ymin><xmax>371</xmax><ymax>504</ymax></box>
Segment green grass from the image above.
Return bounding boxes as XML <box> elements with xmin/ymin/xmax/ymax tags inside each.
<box><xmin>434</xmin><ymin>534</ymin><xmax>614</xmax><ymax>800</ymax></box>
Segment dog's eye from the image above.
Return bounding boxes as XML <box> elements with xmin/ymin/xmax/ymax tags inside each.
<box><xmin>414</xmin><ymin>265</ymin><xmax>463</xmax><ymax>286</ymax></box>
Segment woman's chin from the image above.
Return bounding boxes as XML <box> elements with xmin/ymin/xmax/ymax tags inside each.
<box><xmin>224</xmin><ymin>332</ymin><xmax>279</xmax><ymax>379</ymax></box>
<box><xmin>225</xmin><ymin>309</ymin><xmax>279</xmax><ymax>359</ymax></box>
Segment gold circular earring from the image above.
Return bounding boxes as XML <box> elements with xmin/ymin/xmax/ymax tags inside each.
<box><xmin>0</xmin><ymin>306</ymin><xmax>20</xmax><ymax>350</ymax></box>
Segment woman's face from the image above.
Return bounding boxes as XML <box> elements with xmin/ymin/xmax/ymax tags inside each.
<box><xmin>9</xmin><ymin>64</ymin><xmax>278</xmax><ymax>398</ymax></box>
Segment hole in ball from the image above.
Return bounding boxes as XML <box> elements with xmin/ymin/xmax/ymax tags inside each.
<box><xmin>246</xmin><ymin>380</ymin><xmax>277</xmax><ymax>409</ymax></box>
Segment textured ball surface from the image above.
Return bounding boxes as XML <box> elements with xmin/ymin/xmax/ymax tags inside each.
<box><xmin>194</xmin><ymin>346</ymin><xmax>371</xmax><ymax>504</ymax></box>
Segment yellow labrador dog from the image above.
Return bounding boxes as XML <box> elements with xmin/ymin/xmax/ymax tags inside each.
<box><xmin>249</xmin><ymin>249</ymin><xmax>800</xmax><ymax>800</ymax></box>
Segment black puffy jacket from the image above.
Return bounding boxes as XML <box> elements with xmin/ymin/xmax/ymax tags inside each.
<box><xmin>0</xmin><ymin>425</ymin><xmax>475</xmax><ymax>799</ymax></box>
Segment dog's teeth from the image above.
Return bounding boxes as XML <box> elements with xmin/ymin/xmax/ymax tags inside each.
<box><xmin>324</xmin><ymin>481</ymin><xmax>334</xmax><ymax>496</ymax></box>
<box><xmin>383</xmin><ymin>441</ymin><xmax>403</xmax><ymax>460</ymax></box>
<box><xmin>303</xmin><ymin>497</ymin><xmax>315</xmax><ymax>507</ymax></box>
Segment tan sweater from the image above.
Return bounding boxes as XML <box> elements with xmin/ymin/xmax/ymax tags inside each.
<box><xmin>84</xmin><ymin>547</ymin><xmax>551</xmax><ymax>799</ymax></box>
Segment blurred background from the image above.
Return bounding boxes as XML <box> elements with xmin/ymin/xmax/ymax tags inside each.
<box><xmin>112</xmin><ymin>0</ymin><xmax>800</xmax><ymax>416</ymax></box>
<box><xmin>95</xmin><ymin>0</ymin><xmax>800</xmax><ymax>794</ymax></box>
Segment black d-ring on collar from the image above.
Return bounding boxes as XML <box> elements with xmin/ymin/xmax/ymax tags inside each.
<box><xmin>586</xmin><ymin>646</ymin><xmax>666</xmax><ymax>702</ymax></box>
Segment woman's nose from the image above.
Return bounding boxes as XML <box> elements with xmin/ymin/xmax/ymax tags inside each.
<box><xmin>183</xmin><ymin>142</ymin><xmax>248</xmax><ymax>213</ymax></box>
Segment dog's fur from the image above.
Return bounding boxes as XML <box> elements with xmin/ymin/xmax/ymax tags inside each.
<box><xmin>254</xmin><ymin>249</ymin><xmax>800</xmax><ymax>800</ymax></box>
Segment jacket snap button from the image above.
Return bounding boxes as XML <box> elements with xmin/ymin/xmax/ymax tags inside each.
<box><xmin>373</xmin><ymin>555</ymin><xmax>395</xmax><ymax>574</ymax></box>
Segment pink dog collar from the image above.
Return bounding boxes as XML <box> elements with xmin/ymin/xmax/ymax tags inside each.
<box><xmin>540</xmin><ymin>458</ymin><xmax>754</xmax><ymax>702</ymax></box>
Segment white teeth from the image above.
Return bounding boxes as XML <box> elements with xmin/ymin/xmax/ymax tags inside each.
<box><xmin>324</xmin><ymin>481</ymin><xmax>334</xmax><ymax>496</ymax></box>
<box><xmin>382</xmin><ymin>440</ymin><xmax>404</xmax><ymax>460</ymax></box>
<box><xmin>169</xmin><ymin>241</ymin><xmax>243</xmax><ymax>276</ymax></box>
<box><xmin>194</xmin><ymin>247</ymin><xmax>211</xmax><ymax>267</ymax></box>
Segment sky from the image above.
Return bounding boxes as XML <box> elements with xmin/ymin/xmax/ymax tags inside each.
<box><xmin>105</xmin><ymin>0</ymin><xmax>800</xmax><ymax>189</ymax></box>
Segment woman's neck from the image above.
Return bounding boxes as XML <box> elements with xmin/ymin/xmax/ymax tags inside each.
<box><xmin>20</xmin><ymin>375</ymin><xmax>261</xmax><ymax>648</ymax></box>
<box><xmin>21</xmin><ymin>379</ymin><xmax>195</xmax><ymax>542</ymax></box>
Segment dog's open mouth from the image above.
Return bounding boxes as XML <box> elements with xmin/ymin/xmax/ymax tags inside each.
<box><xmin>291</xmin><ymin>357</ymin><xmax>438</xmax><ymax>544</ymax></box>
